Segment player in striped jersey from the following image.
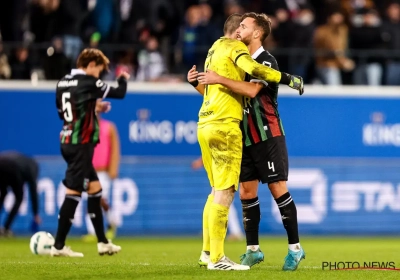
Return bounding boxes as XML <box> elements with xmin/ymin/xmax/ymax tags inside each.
<box><xmin>197</xmin><ymin>13</ymin><xmax>305</xmax><ymax>271</ymax></box>
<box><xmin>52</xmin><ymin>48</ymin><xmax>128</xmax><ymax>257</ymax></box>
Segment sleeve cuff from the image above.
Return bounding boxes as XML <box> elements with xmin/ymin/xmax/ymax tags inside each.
<box><xmin>250</xmin><ymin>79</ymin><xmax>268</xmax><ymax>87</ymax></box>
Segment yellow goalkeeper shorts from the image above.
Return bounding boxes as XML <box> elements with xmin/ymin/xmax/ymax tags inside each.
<box><xmin>197</xmin><ymin>120</ymin><xmax>242</xmax><ymax>191</ymax></box>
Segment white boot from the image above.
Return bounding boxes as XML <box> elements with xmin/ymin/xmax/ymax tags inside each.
<box><xmin>207</xmin><ymin>256</ymin><xmax>250</xmax><ymax>270</ymax></box>
<box><xmin>97</xmin><ymin>240</ymin><xmax>121</xmax><ymax>256</ymax></box>
<box><xmin>50</xmin><ymin>246</ymin><xmax>84</xmax><ymax>257</ymax></box>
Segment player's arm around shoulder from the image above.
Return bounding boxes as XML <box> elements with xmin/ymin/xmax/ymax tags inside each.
<box><xmin>187</xmin><ymin>65</ymin><xmax>205</xmax><ymax>95</ymax></box>
<box><xmin>259</xmin><ymin>52</ymin><xmax>279</xmax><ymax>71</ymax></box>
<box><xmin>197</xmin><ymin>69</ymin><xmax>264</xmax><ymax>98</ymax></box>
<box><xmin>248</xmin><ymin>53</ymin><xmax>279</xmax><ymax>87</ymax></box>
<box><xmin>229</xmin><ymin>42</ymin><xmax>280</xmax><ymax>82</ymax></box>
<box><xmin>233</xmin><ymin>47</ymin><xmax>304</xmax><ymax>95</ymax></box>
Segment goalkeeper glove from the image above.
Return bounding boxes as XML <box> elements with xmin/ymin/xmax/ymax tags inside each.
<box><xmin>288</xmin><ymin>75</ymin><xmax>304</xmax><ymax>95</ymax></box>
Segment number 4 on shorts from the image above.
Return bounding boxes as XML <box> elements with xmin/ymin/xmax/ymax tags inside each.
<box><xmin>268</xmin><ymin>161</ymin><xmax>275</xmax><ymax>172</ymax></box>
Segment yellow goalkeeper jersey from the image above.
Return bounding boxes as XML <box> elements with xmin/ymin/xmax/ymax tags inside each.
<box><xmin>198</xmin><ymin>37</ymin><xmax>282</xmax><ymax>125</ymax></box>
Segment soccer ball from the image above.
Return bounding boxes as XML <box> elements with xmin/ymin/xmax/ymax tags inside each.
<box><xmin>29</xmin><ymin>231</ymin><xmax>55</xmax><ymax>255</ymax></box>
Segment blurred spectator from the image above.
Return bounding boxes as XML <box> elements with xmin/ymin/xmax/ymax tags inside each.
<box><xmin>382</xmin><ymin>2</ymin><xmax>400</xmax><ymax>85</ymax></box>
<box><xmin>1</xmin><ymin>0</ymin><xmax>400</xmax><ymax>83</ymax></box>
<box><xmin>350</xmin><ymin>8</ymin><xmax>384</xmax><ymax>85</ymax></box>
<box><xmin>10</xmin><ymin>47</ymin><xmax>32</xmax><ymax>80</ymax></box>
<box><xmin>291</xmin><ymin>7</ymin><xmax>315</xmax><ymax>78</ymax></box>
<box><xmin>197</xmin><ymin>0</ymin><xmax>225</xmax><ymax>23</ymax></box>
<box><xmin>0</xmin><ymin>43</ymin><xmax>11</xmax><ymax>79</ymax></box>
<box><xmin>90</xmin><ymin>0</ymin><xmax>118</xmax><ymax>43</ymax></box>
<box><xmin>181</xmin><ymin>5</ymin><xmax>203</xmax><ymax>71</ymax></box>
<box><xmin>248</xmin><ymin>0</ymin><xmax>285</xmax><ymax>15</ymax></box>
<box><xmin>113</xmin><ymin>50</ymin><xmax>136</xmax><ymax>81</ymax></box>
<box><xmin>89</xmin><ymin>32</ymin><xmax>101</xmax><ymax>48</ymax></box>
<box><xmin>308</xmin><ymin>0</ymin><xmax>342</xmax><ymax>25</ymax></box>
<box><xmin>195</xmin><ymin>3</ymin><xmax>221</xmax><ymax>70</ymax></box>
<box><xmin>148</xmin><ymin>0</ymin><xmax>176</xmax><ymax>38</ymax></box>
<box><xmin>136</xmin><ymin>36</ymin><xmax>165</xmax><ymax>81</ymax></box>
<box><xmin>284</xmin><ymin>0</ymin><xmax>310</xmax><ymax>17</ymax></box>
<box><xmin>29</xmin><ymin>0</ymin><xmax>60</xmax><ymax>43</ymax></box>
<box><xmin>43</xmin><ymin>38</ymin><xmax>71</xmax><ymax>80</ymax></box>
<box><xmin>148</xmin><ymin>0</ymin><xmax>181</xmax><ymax>74</ymax></box>
<box><xmin>341</xmin><ymin>0</ymin><xmax>376</xmax><ymax>20</ymax></box>
<box><xmin>199</xmin><ymin>4</ymin><xmax>220</xmax><ymax>44</ymax></box>
<box><xmin>115</xmin><ymin>0</ymin><xmax>148</xmax><ymax>44</ymax></box>
<box><xmin>224</xmin><ymin>2</ymin><xmax>245</xmax><ymax>19</ymax></box>
<box><xmin>56</xmin><ymin>0</ymin><xmax>89</xmax><ymax>61</ymax></box>
<box><xmin>275</xmin><ymin>5</ymin><xmax>315</xmax><ymax>79</ymax></box>
<box><xmin>314</xmin><ymin>12</ymin><xmax>354</xmax><ymax>85</ymax></box>
<box><xmin>0</xmin><ymin>0</ymin><xmax>27</xmax><ymax>42</ymax></box>
<box><xmin>271</xmin><ymin>9</ymin><xmax>291</xmax><ymax>71</ymax></box>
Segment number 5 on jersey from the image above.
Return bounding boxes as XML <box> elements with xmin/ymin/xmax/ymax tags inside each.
<box><xmin>62</xmin><ymin>92</ymin><xmax>73</xmax><ymax>122</ymax></box>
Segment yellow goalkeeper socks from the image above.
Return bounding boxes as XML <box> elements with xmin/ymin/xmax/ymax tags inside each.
<box><xmin>209</xmin><ymin>202</ymin><xmax>229</xmax><ymax>263</ymax></box>
<box><xmin>202</xmin><ymin>194</ymin><xmax>214</xmax><ymax>252</ymax></box>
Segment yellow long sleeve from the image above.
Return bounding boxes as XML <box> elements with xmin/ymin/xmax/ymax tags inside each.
<box><xmin>236</xmin><ymin>54</ymin><xmax>282</xmax><ymax>83</ymax></box>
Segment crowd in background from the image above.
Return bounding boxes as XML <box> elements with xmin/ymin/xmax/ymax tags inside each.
<box><xmin>0</xmin><ymin>0</ymin><xmax>399</xmax><ymax>85</ymax></box>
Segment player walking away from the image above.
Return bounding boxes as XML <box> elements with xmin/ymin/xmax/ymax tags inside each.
<box><xmin>187</xmin><ymin>14</ymin><xmax>304</xmax><ymax>270</ymax></box>
<box><xmin>191</xmin><ymin>157</ymin><xmax>244</xmax><ymax>241</ymax></box>
<box><xmin>0</xmin><ymin>152</ymin><xmax>41</xmax><ymax>237</ymax></box>
<box><xmin>196</xmin><ymin>13</ymin><xmax>305</xmax><ymax>271</ymax></box>
<box><xmin>52</xmin><ymin>48</ymin><xmax>129</xmax><ymax>257</ymax></box>
<box><xmin>83</xmin><ymin>114</ymin><xmax>120</xmax><ymax>242</ymax></box>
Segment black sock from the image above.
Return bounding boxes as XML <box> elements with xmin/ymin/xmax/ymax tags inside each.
<box><xmin>88</xmin><ymin>190</ymin><xmax>108</xmax><ymax>244</ymax></box>
<box><xmin>54</xmin><ymin>194</ymin><xmax>81</xmax><ymax>250</ymax></box>
<box><xmin>241</xmin><ymin>197</ymin><xmax>261</xmax><ymax>246</ymax></box>
<box><xmin>275</xmin><ymin>192</ymin><xmax>299</xmax><ymax>244</ymax></box>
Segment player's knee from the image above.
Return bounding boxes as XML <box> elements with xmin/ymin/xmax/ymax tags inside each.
<box><xmin>87</xmin><ymin>181</ymin><xmax>102</xmax><ymax>194</ymax></box>
<box><xmin>239</xmin><ymin>184</ymin><xmax>258</xmax><ymax>200</ymax></box>
<box><xmin>239</xmin><ymin>190</ymin><xmax>257</xmax><ymax>200</ymax></box>
<box><xmin>214</xmin><ymin>186</ymin><xmax>235</xmax><ymax>207</ymax></box>
<box><xmin>268</xmin><ymin>181</ymin><xmax>288</xmax><ymax>198</ymax></box>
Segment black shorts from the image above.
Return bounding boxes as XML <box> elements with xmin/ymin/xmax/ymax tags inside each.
<box><xmin>240</xmin><ymin>136</ymin><xmax>288</xmax><ymax>184</ymax></box>
<box><xmin>61</xmin><ymin>144</ymin><xmax>98</xmax><ymax>192</ymax></box>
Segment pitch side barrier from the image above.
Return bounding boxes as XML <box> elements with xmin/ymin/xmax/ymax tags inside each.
<box><xmin>1</xmin><ymin>82</ymin><xmax>399</xmax><ymax>235</ymax></box>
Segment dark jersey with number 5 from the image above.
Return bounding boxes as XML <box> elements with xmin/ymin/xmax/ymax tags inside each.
<box><xmin>56</xmin><ymin>69</ymin><xmax>127</xmax><ymax>144</ymax></box>
<box><xmin>240</xmin><ymin>48</ymin><xmax>285</xmax><ymax>147</ymax></box>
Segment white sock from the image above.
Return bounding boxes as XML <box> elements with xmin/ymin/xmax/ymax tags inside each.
<box><xmin>247</xmin><ymin>245</ymin><xmax>260</xmax><ymax>252</ymax></box>
<box><xmin>85</xmin><ymin>214</ymin><xmax>95</xmax><ymax>235</ymax></box>
<box><xmin>106</xmin><ymin>209</ymin><xmax>117</xmax><ymax>227</ymax></box>
<box><xmin>288</xmin><ymin>243</ymin><xmax>301</xmax><ymax>252</ymax></box>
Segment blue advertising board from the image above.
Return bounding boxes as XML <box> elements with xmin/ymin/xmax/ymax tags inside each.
<box><xmin>0</xmin><ymin>87</ymin><xmax>400</xmax><ymax>157</ymax></box>
<box><xmin>3</xmin><ymin>157</ymin><xmax>400</xmax><ymax>235</ymax></box>
<box><xmin>1</xmin><ymin>84</ymin><xmax>399</xmax><ymax>235</ymax></box>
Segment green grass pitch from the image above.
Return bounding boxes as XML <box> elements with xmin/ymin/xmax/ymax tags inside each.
<box><xmin>1</xmin><ymin>236</ymin><xmax>399</xmax><ymax>279</ymax></box>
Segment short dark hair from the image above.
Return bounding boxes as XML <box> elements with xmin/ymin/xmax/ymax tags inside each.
<box><xmin>223</xmin><ymin>13</ymin><xmax>242</xmax><ymax>35</ymax></box>
<box><xmin>241</xmin><ymin>12</ymin><xmax>272</xmax><ymax>42</ymax></box>
<box><xmin>76</xmin><ymin>48</ymin><xmax>110</xmax><ymax>71</ymax></box>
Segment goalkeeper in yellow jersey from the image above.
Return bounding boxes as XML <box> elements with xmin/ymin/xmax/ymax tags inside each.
<box><xmin>188</xmin><ymin>13</ymin><xmax>304</xmax><ymax>271</ymax></box>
